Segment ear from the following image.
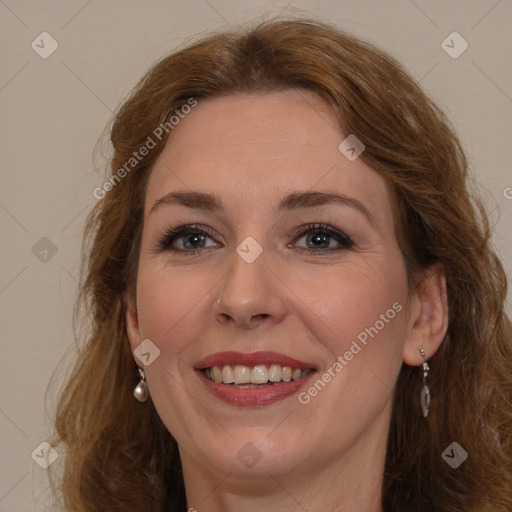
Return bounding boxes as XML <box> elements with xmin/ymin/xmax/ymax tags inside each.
<box><xmin>402</xmin><ymin>263</ymin><xmax>449</xmax><ymax>365</ymax></box>
<box><xmin>124</xmin><ymin>290</ymin><xmax>141</xmax><ymax>354</ymax></box>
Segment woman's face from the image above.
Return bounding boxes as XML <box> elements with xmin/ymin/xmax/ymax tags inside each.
<box><xmin>127</xmin><ymin>90</ymin><xmax>418</xmax><ymax>482</ymax></box>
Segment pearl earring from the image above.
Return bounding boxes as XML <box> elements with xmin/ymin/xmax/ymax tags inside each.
<box><xmin>418</xmin><ymin>346</ymin><xmax>430</xmax><ymax>418</ymax></box>
<box><xmin>133</xmin><ymin>367</ymin><xmax>148</xmax><ymax>402</ymax></box>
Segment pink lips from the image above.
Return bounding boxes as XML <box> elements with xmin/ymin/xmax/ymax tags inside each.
<box><xmin>195</xmin><ymin>351</ymin><xmax>316</xmax><ymax>370</ymax></box>
<box><xmin>195</xmin><ymin>351</ymin><xmax>317</xmax><ymax>407</ymax></box>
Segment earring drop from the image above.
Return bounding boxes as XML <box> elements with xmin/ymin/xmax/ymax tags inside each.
<box><xmin>418</xmin><ymin>346</ymin><xmax>430</xmax><ymax>418</ymax></box>
<box><xmin>134</xmin><ymin>367</ymin><xmax>148</xmax><ymax>402</ymax></box>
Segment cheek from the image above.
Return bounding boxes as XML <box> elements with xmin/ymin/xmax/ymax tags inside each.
<box><xmin>290</xmin><ymin>256</ymin><xmax>409</xmax><ymax>360</ymax></box>
<box><xmin>133</xmin><ymin>265</ymin><xmax>217</xmax><ymax>438</ymax></box>
<box><xmin>291</xmin><ymin>261</ymin><xmax>408</xmax><ymax>433</ymax></box>
<box><xmin>135</xmin><ymin>264</ymin><xmax>216</xmax><ymax>356</ymax></box>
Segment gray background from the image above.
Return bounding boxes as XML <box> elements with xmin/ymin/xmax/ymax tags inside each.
<box><xmin>0</xmin><ymin>1</ymin><xmax>511</xmax><ymax>510</ymax></box>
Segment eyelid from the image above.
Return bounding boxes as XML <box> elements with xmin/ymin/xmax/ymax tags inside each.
<box><xmin>290</xmin><ymin>223</ymin><xmax>354</xmax><ymax>241</ymax></box>
<box><xmin>154</xmin><ymin>222</ymin><xmax>354</xmax><ymax>254</ymax></box>
<box><xmin>289</xmin><ymin>223</ymin><xmax>355</xmax><ymax>251</ymax></box>
<box><xmin>155</xmin><ymin>224</ymin><xmax>221</xmax><ymax>252</ymax></box>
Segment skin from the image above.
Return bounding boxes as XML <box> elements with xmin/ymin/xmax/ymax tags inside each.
<box><xmin>125</xmin><ymin>89</ymin><xmax>448</xmax><ymax>511</ymax></box>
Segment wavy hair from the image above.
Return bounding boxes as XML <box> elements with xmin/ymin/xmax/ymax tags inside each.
<box><xmin>49</xmin><ymin>18</ymin><xmax>512</xmax><ymax>511</ymax></box>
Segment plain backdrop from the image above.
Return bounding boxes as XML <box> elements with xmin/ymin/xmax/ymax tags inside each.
<box><xmin>0</xmin><ymin>1</ymin><xmax>511</xmax><ymax>510</ymax></box>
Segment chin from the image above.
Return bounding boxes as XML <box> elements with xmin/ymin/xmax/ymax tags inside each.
<box><xmin>187</xmin><ymin>427</ymin><xmax>316</xmax><ymax>479</ymax></box>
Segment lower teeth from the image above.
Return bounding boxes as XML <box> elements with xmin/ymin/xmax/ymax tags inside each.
<box><xmin>227</xmin><ymin>383</ymin><xmax>278</xmax><ymax>388</ymax></box>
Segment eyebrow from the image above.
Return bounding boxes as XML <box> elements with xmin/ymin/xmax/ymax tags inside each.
<box><xmin>150</xmin><ymin>190</ymin><xmax>375</xmax><ymax>227</ymax></box>
<box><xmin>278</xmin><ymin>191</ymin><xmax>375</xmax><ymax>227</ymax></box>
<box><xmin>150</xmin><ymin>191</ymin><xmax>222</xmax><ymax>215</ymax></box>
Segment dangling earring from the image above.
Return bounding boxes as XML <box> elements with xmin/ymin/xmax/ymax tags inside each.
<box><xmin>418</xmin><ymin>346</ymin><xmax>430</xmax><ymax>418</ymax></box>
<box><xmin>133</xmin><ymin>367</ymin><xmax>148</xmax><ymax>402</ymax></box>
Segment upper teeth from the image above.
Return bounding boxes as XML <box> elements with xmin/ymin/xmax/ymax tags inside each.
<box><xmin>204</xmin><ymin>364</ymin><xmax>312</xmax><ymax>385</ymax></box>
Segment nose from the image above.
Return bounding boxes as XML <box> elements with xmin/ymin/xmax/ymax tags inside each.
<box><xmin>213</xmin><ymin>249</ymin><xmax>288</xmax><ymax>330</ymax></box>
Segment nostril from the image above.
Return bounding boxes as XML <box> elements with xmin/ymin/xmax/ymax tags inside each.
<box><xmin>252</xmin><ymin>313</ymin><xmax>270</xmax><ymax>322</ymax></box>
<box><xmin>214</xmin><ymin>311</ymin><xmax>273</xmax><ymax>329</ymax></box>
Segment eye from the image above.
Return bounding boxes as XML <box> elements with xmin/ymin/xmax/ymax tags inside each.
<box><xmin>156</xmin><ymin>224</ymin><xmax>220</xmax><ymax>253</ymax></box>
<box><xmin>154</xmin><ymin>223</ymin><xmax>354</xmax><ymax>255</ymax></box>
<box><xmin>291</xmin><ymin>223</ymin><xmax>355</xmax><ymax>253</ymax></box>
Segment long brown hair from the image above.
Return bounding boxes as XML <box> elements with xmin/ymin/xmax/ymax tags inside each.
<box><xmin>49</xmin><ymin>18</ymin><xmax>512</xmax><ymax>511</ymax></box>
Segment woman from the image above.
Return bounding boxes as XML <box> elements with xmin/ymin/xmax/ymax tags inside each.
<box><xmin>50</xmin><ymin>18</ymin><xmax>512</xmax><ymax>511</ymax></box>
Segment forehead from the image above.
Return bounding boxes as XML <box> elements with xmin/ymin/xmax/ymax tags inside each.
<box><xmin>145</xmin><ymin>90</ymin><xmax>391</xmax><ymax>220</ymax></box>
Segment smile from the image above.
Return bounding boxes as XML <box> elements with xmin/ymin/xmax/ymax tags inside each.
<box><xmin>195</xmin><ymin>351</ymin><xmax>318</xmax><ymax>406</ymax></box>
<box><xmin>204</xmin><ymin>364</ymin><xmax>315</xmax><ymax>386</ymax></box>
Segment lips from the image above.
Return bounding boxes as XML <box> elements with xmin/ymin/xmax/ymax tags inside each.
<box><xmin>197</xmin><ymin>350</ymin><xmax>314</xmax><ymax>368</ymax></box>
<box><xmin>195</xmin><ymin>351</ymin><xmax>317</xmax><ymax>406</ymax></box>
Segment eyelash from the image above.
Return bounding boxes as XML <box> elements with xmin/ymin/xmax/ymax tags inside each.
<box><xmin>299</xmin><ymin>223</ymin><xmax>355</xmax><ymax>252</ymax></box>
<box><xmin>155</xmin><ymin>224</ymin><xmax>218</xmax><ymax>254</ymax></box>
<box><xmin>155</xmin><ymin>223</ymin><xmax>355</xmax><ymax>255</ymax></box>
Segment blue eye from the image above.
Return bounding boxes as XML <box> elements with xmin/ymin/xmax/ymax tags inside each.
<box><xmin>177</xmin><ymin>232</ymin><xmax>209</xmax><ymax>249</ymax></box>
<box><xmin>292</xmin><ymin>224</ymin><xmax>355</xmax><ymax>253</ymax></box>
<box><xmin>157</xmin><ymin>225</ymin><xmax>219</xmax><ymax>253</ymax></box>
<box><xmin>155</xmin><ymin>222</ymin><xmax>354</xmax><ymax>256</ymax></box>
